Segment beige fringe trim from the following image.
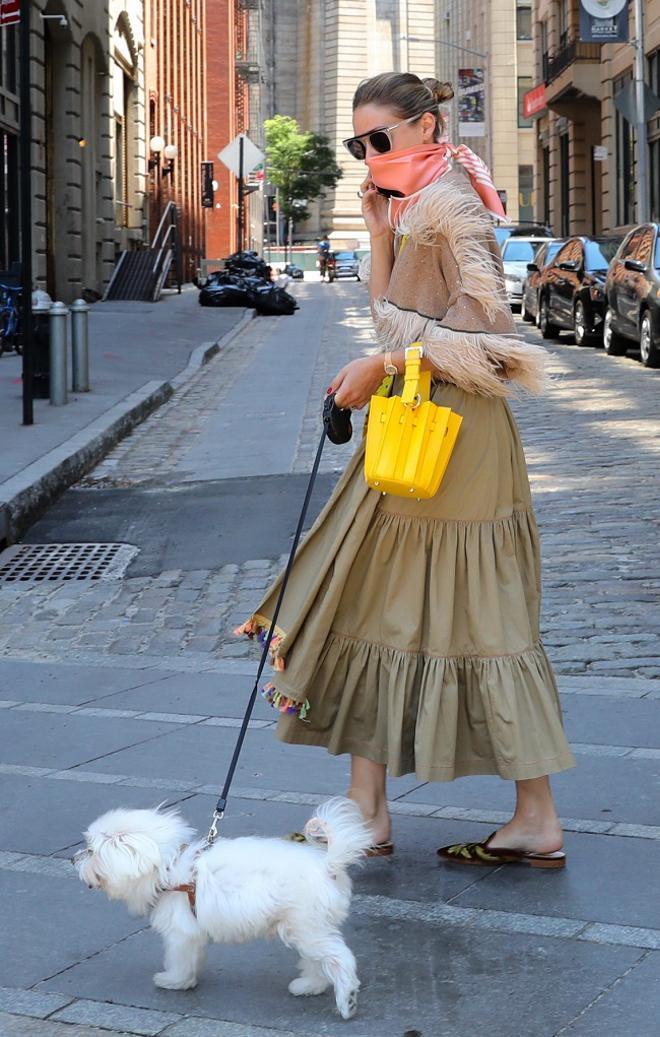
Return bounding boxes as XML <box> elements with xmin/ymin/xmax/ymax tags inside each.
<box><xmin>395</xmin><ymin>175</ymin><xmax>509</xmax><ymax>324</ymax></box>
<box><xmin>373</xmin><ymin>299</ymin><xmax>547</xmax><ymax>397</ymax></box>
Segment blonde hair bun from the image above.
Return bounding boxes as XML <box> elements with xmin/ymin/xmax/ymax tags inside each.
<box><xmin>422</xmin><ymin>78</ymin><xmax>454</xmax><ymax>104</ymax></box>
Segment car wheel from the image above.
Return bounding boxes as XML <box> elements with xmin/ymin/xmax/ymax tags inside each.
<box><xmin>639</xmin><ymin>311</ymin><xmax>660</xmax><ymax>368</ymax></box>
<box><xmin>603</xmin><ymin>307</ymin><xmax>628</xmax><ymax>356</ymax></box>
<box><xmin>521</xmin><ymin>297</ymin><xmax>534</xmax><ymax>323</ymax></box>
<box><xmin>573</xmin><ymin>300</ymin><xmax>596</xmax><ymax>347</ymax></box>
<box><xmin>539</xmin><ymin>296</ymin><xmax>560</xmax><ymax>339</ymax></box>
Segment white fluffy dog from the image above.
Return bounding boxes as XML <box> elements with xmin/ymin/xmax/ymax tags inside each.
<box><xmin>74</xmin><ymin>797</ymin><xmax>371</xmax><ymax>1020</ymax></box>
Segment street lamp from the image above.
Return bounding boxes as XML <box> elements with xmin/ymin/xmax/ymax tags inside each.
<box><xmin>162</xmin><ymin>143</ymin><xmax>178</xmax><ymax>178</ymax></box>
<box><xmin>148</xmin><ymin>135</ymin><xmax>165</xmax><ymax>172</ymax></box>
<box><xmin>148</xmin><ymin>137</ymin><xmax>177</xmax><ymax>177</ymax></box>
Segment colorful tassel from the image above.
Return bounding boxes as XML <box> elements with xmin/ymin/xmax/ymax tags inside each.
<box><xmin>262</xmin><ymin>682</ymin><xmax>310</xmax><ymax>721</ymax></box>
<box><xmin>235</xmin><ymin>618</ymin><xmax>286</xmax><ymax>671</ymax></box>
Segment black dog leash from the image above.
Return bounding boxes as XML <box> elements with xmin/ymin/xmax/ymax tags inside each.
<box><xmin>206</xmin><ymin>395</ymin><xmax>352</xmax><ymax>844</ymax></box>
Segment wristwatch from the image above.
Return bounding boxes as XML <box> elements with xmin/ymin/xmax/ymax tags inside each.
<box><xmin>383</xmin><ymin>350</ymin><xmax>398</xmax><ymax>376</ymax></box>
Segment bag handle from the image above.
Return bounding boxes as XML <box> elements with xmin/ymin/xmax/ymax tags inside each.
<box><xmin>401</xmin><ymin>342</ymin><xmax>430</xmax><ymax>407</ymax></box>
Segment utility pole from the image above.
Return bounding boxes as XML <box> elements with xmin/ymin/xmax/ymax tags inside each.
<box><xmin>20</xmin><ymin>0</ymin><xmax>34</xmax><ymax>425</ymax></box>
<box><xmin>237</xmin><ymin>135</ymin><xmax>245</xmax><ymax>253</ymax></box>
<box><xmin>632</xmin><ymin>0</ymin><xmax>649</xmax><ymax>223</ymax></box>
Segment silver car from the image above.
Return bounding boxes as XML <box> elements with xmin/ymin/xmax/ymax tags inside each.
<box><xmin>500</xmin><ymin>237</ymin><xmax>548</xmax><ymax>309</ymax></box>
<box><xmin>333</xmin><ymin>250</ymin><xmax>360</xmax><ymax>280</ymax></box>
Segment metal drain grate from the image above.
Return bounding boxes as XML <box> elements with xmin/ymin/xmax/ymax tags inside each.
<box><xmin>0</xmin><ymin>543</ymin><xmax>139</xmax><ymax>583</ymax></box>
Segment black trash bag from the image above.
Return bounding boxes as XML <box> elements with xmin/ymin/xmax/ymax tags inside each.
<box><xmin>225</xmin><ymin>251</ymin><xmax>272</xmax><ymax>279</ymax></box>
<box><xmin>198</xmin><ymin>283</ymin><xmax>252</xmax><ymax>307</ymax></box>
<box><xmin>248</xmin><ymin>285</ymin><xmax>298</xmax><ymax>316</ymax></box>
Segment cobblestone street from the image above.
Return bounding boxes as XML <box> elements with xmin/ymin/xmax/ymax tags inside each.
<box><xmin>1</xmin><ymin>279</ymin><xmax>659</xmax><ymax>1036</ymax></box>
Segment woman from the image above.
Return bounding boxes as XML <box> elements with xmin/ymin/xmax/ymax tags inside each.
<box><xmin>238</xmin><ymin>72</ymin><xmax>574</xmax><ymax>868</ymax></box>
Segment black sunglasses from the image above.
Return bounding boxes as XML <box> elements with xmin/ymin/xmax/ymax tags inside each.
<box><xmin>342</xmin><ymin>112</ymin><xmax>426</xmax><ymax>161</ymax></box>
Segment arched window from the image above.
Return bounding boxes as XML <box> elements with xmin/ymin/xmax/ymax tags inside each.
<box><xmin>112</xmin><ymin>15</ymin><xmax>139</xmax><ymax>228</ymax></box>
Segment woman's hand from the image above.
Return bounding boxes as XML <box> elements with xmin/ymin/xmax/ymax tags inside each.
<box><xmin>360</xmin><ymin>175</ymin><xmax>392</xmax><ymax>240</ymax></box>
<box><xmin>330</xmin><ymin>356</ymin><xmax>385</xmax><ymax>410</ymax></box>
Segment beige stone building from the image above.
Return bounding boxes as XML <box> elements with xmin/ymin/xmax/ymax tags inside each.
<box><xmin>530</xmin><ymin>0</ymin><xmax>660</xmax><ymax>235</ymax></box>
<box><xmin>5</xmin><ymin>2</ymin><xmax>147</xmax><ymax>301</ymax></box>
<box><xmin>264</xmin><ymin>0</ymin><xmax>442</xmax><ymax>245</ymax></box>
<box><xmin>437</xmin><ymin>0</ymin><xmax>536</xmax><ymax>223</ymax></box>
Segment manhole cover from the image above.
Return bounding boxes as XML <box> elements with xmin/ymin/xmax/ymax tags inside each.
<box><xmin>0</xmin><ymin>543</ymin><xmax>139</xmax><ymax>583</ymax></box>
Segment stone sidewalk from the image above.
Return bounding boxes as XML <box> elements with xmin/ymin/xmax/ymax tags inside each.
<box><xmin>0</xmin><ymin>279</ymin><xmax>659</xmax><ymax>1036</ymax></box>
<box><xmin>0</xmin><ymin>290</ymin><xmax>251</xmax><ymax>542</ymax></box>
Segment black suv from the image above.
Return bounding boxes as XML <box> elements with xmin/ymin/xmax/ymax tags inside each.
<box><xmin>537</xmin><ymin>236</ymin><xmax>622</xmax><ymax>346</ymax></box>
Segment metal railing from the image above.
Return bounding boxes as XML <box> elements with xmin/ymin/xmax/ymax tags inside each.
<box><xmin>545</xmin><ymin>35</ymin><xmax>601</xmax><ymax>84</ymax></box>
<box><xmin>150</xmin><ymin>201</ymin><xmax>182</xmax><ymax>297</ymax></box>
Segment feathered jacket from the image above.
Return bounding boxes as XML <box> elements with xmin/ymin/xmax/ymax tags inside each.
<box><xmin>371</xmin><ymin>166</ymin><xmax>547</xmax><ymax>397</ymax></box>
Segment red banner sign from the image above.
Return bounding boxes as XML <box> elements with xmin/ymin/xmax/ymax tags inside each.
<box><xmin>0</xmin><ymin>0</ymin><xmax>20</xmax><ymax>26</ymax></box>
<box><xmin>522</xmin><ymin>83</ymin><xmax>547</xmax><ymax>119</ymax></box>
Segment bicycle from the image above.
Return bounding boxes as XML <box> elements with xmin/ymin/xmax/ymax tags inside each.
<box><xmin>0</xmin><ymin>284</ymin><xmax>22</xmax><ymax>355</ymax></box>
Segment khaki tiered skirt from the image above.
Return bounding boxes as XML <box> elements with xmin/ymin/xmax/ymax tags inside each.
<box><xmin>241</xmin><ymin>381</ymin><xmax>575</xmax><ymax>782</ymax></box>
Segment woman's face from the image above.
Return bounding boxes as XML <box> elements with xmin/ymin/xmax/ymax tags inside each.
<box><xmin>352</xmin><ymin>104</ymin><xmax>437</xmax><ymax>161</ymax></box>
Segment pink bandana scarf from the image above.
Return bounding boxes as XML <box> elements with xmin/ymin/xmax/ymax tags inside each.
<box><xmin>366</xmin><ymin>141</ymin><xmax>506</xmax><ymax>225</ymax></box>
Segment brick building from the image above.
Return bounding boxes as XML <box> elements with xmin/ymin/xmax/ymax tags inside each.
<box><xmin>528</xmin><ymin>0</ymin><xmax>660</xmax><ymax>235</ymax></box>
<box><xmin>205</xmin><ymin>0</ymin><xmax>266</xmax><ymax>260</ymax></box>
<box><xmin>144</xmin><ymin>0</ymin><xmax>207</xmax><ymax>282</ymax></box>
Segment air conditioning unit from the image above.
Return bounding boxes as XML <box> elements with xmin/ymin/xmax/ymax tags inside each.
<box><xmin>236</xmin><ymin>61</ymin><xmax>261</xmax><ymax>83</ymax></box>
<box><xmin>239</xmin><ymin>0</ymin><xmax>260</xmax><ymax>9</ymax></box>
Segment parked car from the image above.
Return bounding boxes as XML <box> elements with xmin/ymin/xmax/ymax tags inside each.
<box><xmin>537</xmin><ymin>235</ymin><xmax>622</xmax><ymax>346</ymax></box>
<box><xmin>603</xmin><ymin>223</ymin><xmax>660</xmax><ymax>367</ymax></box>
<box><xmin>283</xmin><ymin>263</ymin><xmax>304</xmax><ymax>280</ymax></box>
<box><xmin>493</xmin><ymin>221</ymin><xmax>553</xmax><ymax>250</ymax></box>
<box><xmin>521</xmin><ymin>239</ymin><xmax>565</xmax><ymax>324</ymax></box>
<box><xmin>500</xmin><ymin>237</ymin><xmax>548</xmax><ymax>309</ymax></box>
<box><xmin>333</xmin><ymin>250</ymin><xmax>360</xmax><ymax>280</ymax></box>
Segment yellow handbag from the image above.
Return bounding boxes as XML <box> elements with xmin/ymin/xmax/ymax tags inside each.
<box><xmin>364</xmin><ymin>343</ymin><xmax>462</xmax><ymax>499</ymax></box>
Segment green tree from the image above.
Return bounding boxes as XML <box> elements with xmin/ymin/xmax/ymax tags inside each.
<box><xmin>264</xmin><ymin>114</ymin><xmax>342</xmax><ymax>224</ymax></box>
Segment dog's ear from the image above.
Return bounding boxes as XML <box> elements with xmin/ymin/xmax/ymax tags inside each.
<box><xmin>102</xmin><ymin>831</ymin><xmax>162</xmax><ymax>878</ymax></box>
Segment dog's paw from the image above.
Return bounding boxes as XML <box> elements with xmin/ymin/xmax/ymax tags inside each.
<box><xmin>336</xmin><ymin>987</ymin><xmax>359</xmax><ymax>1020</ymax></box>
<box><xmin>289</xmin><ymin>976</ymin><xmax>329</xmax><ymax>997</ymax></box>
<box><xmin>153</xmin><ymin>971</ymin><xmax>198</xmax><ymax>991</ymax></box>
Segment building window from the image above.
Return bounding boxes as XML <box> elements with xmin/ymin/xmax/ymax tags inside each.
<box><xmin>516</xmin><ymin>1</ymin><xmax>532</xmax><ymax>40</ymax></box>
<box><xmin>518</xmin><ymin>77</ymin><xmax>533</xmax><ymax>127</ymax></box>
<box><xmin>0</xmin><ymin>25</ymin><xmax>17</xmax><ymax>94</ymax></box>
<box><xmin>0</xmin><ymin>129</ymin><xmax>19</xmax><ymax>272</ymax></box>
<box><xmin>519</xmin><ymin>164</ymin><xmax>534</xmax><ymax>221</ymax></box>
<box><xmin>542</xmin><ymin>145</ymin><xmax>550</xmax><ymax>227</ymax></box>
<box><xmin>559</xmin><ymin>133</ymin><xmax>569</xmax><ymax>237</ymax></box>
<box><xmin>540</xmin><ymin>20</ymin><xmax>549</xmax><ymax>80</ymax></box>
<box><xmin>559</xmin><ymin>0</ymin><xmax>570</xmax><ymax>49</ymax></box>
<box><xmin>648</xmin><ymin>49</ymin><xmax>660</xmax><ymax>96</ymax></box>
<box><xmin>614</xmin><ymin>74</ymin><xmax>635</xmax><ymax>226</ymax></box>
<box><xmin>651</xmin><ymin>139</ymin><xmax>659</xmax><ymax>222</ymax></box>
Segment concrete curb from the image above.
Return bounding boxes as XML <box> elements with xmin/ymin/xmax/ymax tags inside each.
<box><xmin>0</xmin><ymin>308</ymin><xmax>254</xmax><ymax>545</ymax></box>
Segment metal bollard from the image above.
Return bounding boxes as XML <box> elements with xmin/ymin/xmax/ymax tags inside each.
<box><xmin>49</xmin><ymin>301</ymin><xmax>69</xmax><ymax>406</ymax></box>
<box><xmin>70</xmin><ymin>299</ymin><xmax>90</xmax><ymax>392</ymax></box>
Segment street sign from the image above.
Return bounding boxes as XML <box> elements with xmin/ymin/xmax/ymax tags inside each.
<box><xmin>201</xmin><ymin>161</ymin><xmax>214</xmax><ymax>208</ymax></box>
<box><xmin>0</xmin><ymin>0</ymin><xmax>20</xmax><ymax>26</ymax></box>
<box><xmin>613</xmin><ymin>81</ymin><xmax>660</xmax><ymax>125</ymax></box>
<box><xmin>523</xmin><ymin>83</ymin><xmax>547</xmax><ymax>119</ymax></box>
<box><xmin>581</xmin><ymin>0</ymin><xmax>626</xmax><ymax>16</ymax></box>
<box><xmin>579</xmin><ymin>0</ymin><xmax>628</xmax><ymax>41</ymax></box>
<box><xmin>593</xmin><ymin>145</ymin><xmax>608</xmax><ymax>162</ymax></box>
<box><xmin>217</xmin><ymin>134</ymin><xmax>264</xmax><ymax>178</ymax></box>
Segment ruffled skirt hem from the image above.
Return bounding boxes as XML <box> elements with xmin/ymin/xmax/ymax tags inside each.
<box><xmin>274</xmin><ymin>631</ymin><xmax>575</xmax><ymax>782</ymax></box>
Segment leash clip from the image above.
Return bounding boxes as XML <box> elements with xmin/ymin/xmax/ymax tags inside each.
<box><xmin>207</xmin><ymin>809</ymin><xmax>224</xmax><ymax>845</ymax></box>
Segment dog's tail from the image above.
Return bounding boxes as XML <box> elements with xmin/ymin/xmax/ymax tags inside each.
<box><xmin>303</xmin><ymin>797</ymin><xmax>373</xmax><ymax>870</ymax></box>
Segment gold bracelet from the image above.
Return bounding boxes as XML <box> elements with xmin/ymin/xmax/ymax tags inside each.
<box><xmin>383</xmin><ymin>350</ymin><xmax>397</xmax><ymax>376</ymax></box>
